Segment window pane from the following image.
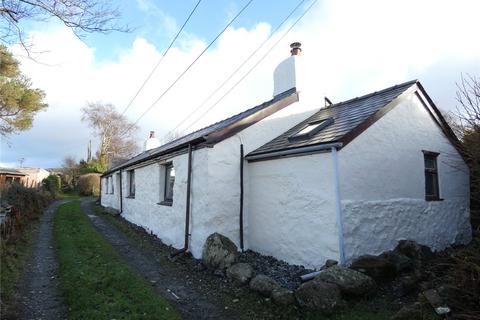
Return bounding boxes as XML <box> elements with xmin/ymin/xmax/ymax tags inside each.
<box><xmin>296</xmin><ymin>122</ymin><xmax>323</xmax><ymax>136</ymax></box>
<box><xmin>165</xmin><ymin>165</ymin><xmax>175</xmax><ymax>201</ymax></box>
<box><xmin>130</xmin><ymin>171</ymin><xmax>135</xmax><ymax>195</ymax></box>
<box><xmin>425</xmin><ymin>172</ymin><xmax>438</xmax><ymax>197</ymax></box>
<box><xmin>424</xmin><ymin>157</ymin><xmax>436</xmax><ymax>169</ymax></box>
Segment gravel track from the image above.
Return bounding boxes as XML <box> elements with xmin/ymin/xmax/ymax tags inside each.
<box><xmin>80</xmin><ymin>198</ymin><xmax>240</xmax><ymax>320</ymax></box>
<box><xmin>18</xmin><ymin>200</ymin><xmax>68</xmax><ymax>320</ymax></box>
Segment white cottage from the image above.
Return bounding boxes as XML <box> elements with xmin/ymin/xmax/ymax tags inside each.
<box><xmin>101</xmin><ymin>44</ymin><xmax>471</xmax><ymax>269</ymax></box>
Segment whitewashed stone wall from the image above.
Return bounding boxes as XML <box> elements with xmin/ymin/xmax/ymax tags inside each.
<box><xmin>188</xmin><ymin>105</ymin><xmax>319</xmax><ymax>258</ymax></box>
<box><xmin>339</xmin><ymin>88</ymin><xmax>471</xmax><ymax>262</ymax></box>
<box><xmin>100</xmin><ymin>98</ymin><xmax>319</xmax><ymax>259</ymax></box>
<box><xmin>101</xmin><ymin>173</ymin><xmax>121</xmax><ymax>210</ymax></box>
<box><xmin>247</xmin><ymin>153</ymin><xmax>339</xmax><ymax>269</ymax></box>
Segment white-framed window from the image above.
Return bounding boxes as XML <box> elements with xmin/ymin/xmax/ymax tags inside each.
<box><xmin>423</xmin><ymin>151</ymin><xmax>440</xmax><ymax>201</ymax></box>
<box><xmin>159</xmin><ymin>162</ymin><xmax>175</xmax><ymax>206</ymax></box>
<box><xmin>128</xmin><ymin>170</ymin><xmax>135</xmax><ymax>198</ymax></box>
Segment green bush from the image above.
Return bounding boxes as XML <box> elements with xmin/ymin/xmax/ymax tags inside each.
<box><xmin>1</xmin><ymin>183</ymin><xmax>53</xmax><ymax>241</ymax></box>
<box><xmin>42</xmin><ymin>174</ymin><xmax>61</xmax><ymax>197</ymax></box>
<box><xmin>78</xmin><ymin>173</ymin><xmax>101</xmax><ymax>196</ymax></box>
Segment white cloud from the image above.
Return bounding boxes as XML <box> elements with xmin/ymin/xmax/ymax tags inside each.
<box><xmin>2</xmin><ymin>0</ymin><xmax>480</xmax><ymax>168</ymax></box>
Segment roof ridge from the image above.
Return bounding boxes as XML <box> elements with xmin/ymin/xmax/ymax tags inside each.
<box><xmin>148</xmin><ymin>88</ymin><xmax>297</xmax><ymax>153</ymax></box>
<box><xmin>328</xmin><ymin>79</ymin><xmax>417</xmax><ymax>109</ymax></box>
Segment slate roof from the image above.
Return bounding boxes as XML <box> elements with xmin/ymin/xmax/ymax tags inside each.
<box><xmin>103</xmin><ymin>88</ymin><xmax>299</xmax><ymax>175</ymax></box>
<box><xmin>247</xmin><ymin>80</ymin><xmax>418</xmax><ymax>157</ymax></box>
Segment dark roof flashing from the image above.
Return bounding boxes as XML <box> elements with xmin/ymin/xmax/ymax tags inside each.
<box><xmin>246</xmin><ymin>142</ymin><xmax>343</xmax><ymax>162</ymax></box>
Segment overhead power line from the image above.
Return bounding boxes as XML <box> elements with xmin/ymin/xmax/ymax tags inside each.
<box><xmin>164</xmin><ymin>0</ymin><xmax>307</xmax><ymax>139</ymax></box>
<box><xmin>181</xmin><ymin>0</ymin><xmax>318</xmax><ymax>133</ymax></box>
<box><xmin>122</xmin><ymin>0</ymin><xmax>255</xmax><ymax>135</ymax></box>
<box><xmin>120</xmin><ymin>0</ymin><xmax>203</xmax><ymax>115</ymax></box>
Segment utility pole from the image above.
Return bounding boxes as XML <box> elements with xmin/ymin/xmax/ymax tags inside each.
<box><xmin>87</xmin><ymin>140</ymin><xmax>92</xmax><ymax>162</ymax></box>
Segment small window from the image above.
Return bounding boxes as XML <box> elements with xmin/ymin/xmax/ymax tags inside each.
<box><xmin>423</xmin><ymin>151</ymin><xmax>440</xmax><ymax>201</ymax></box>
<box><xmin>164</xmin><ymin>163</ymin><xmax>175</xmax><ymax>204</ymax></box>
<box><xmin>128</xmin><ymin>170</ymin><xmax>135</xmax><ymax>198</ymax></box>
<box><xmin>105</xmin><ymin>177</ymin><xmax>109</xmax><ymax>194</ymax></box>
<box><xmin>110</xmin><ymin>176</ymin><xmax>114</xmax><ymax>194</ymax></box>
<box><xmin>288</xmin><ymin>117</ymin><xmax>334</xmax><ymax>141</ymax></box>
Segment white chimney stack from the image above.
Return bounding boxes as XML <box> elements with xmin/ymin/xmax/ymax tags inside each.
<box><xmin>144</xmin><ymin>131</ymin><xmax>160</xmax><ymax>151</ymax></box>
<box><xmin>272</xmin><ymin>42</ymin><xmax>324</xmax><ymax>111</ymax></box>
<box><xmin>273</xmin><ymin>42</ymin><xmax>306</xmax><ymax>97</ymax></box>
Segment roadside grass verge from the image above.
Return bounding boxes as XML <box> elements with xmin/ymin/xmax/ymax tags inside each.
<box><xmin>0</xmin><ymin>223</ymin><xmax>38</xmax><ymax>318</ymax></box>
<box><xmin>54</xmin><ymin>200</ymin><xmax>180</xmax><ymax>320</ymax></box>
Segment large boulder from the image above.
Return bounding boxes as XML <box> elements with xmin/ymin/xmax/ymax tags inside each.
<box><xmin>272</xmin><ymin>288</ymin><xmax>295</xmax><ymax>306</ymax></box>
<box><xmin>295</xmin><ymin>280</ymin><xmax>343</xmax><ymax>314</ymax></box>
<box><xmin>380</xmin><ymin>250</ymin><xmax>413</xmax><ymax>273</ymax></box>
<box><xmin>226</xmin><ymin>263</ymin><xmax>254</xmax><ymax>285</ymax></box>
<box><xmin>394</xmin><ymin>240</ymin><xmax>433</xmax><ymax>262</ymax></box>
<box><xmin>315</xmin><ymin>266</ymin><xmax>376</xmax><ymax>297</ymax></box>
<box><xmin>350</xmin><ymin>255</ymin><xmax>397</xmax><ymax>281</ymax></box>
<box><xmin>249</xmin><ymin>275</ymin><xmax>280</xmax><ymax>297</ymax></box>
<box><xmin>202</xmin><ymin>233</ymin><xmax>238</xmax><ymax>270</ymax></box>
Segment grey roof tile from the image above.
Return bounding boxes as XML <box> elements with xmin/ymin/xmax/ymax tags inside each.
<box><xmin>248</xmin><ymin>80</ymin><xmax>417</xmax><ymax>157</ymax></box>
<box><xmin>104</xmin><ymin>88</ymin><xmax>298</xmax><ymax>174</ymax></box>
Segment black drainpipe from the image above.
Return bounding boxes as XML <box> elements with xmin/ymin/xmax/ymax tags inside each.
<box><xmin>239</xmin><ymin>144</ymin><xmax>244</xmax><ymax>252</ymax></box>
<box><xmin>171</xmin><ymin>144</ymin><xmax>193</xmax><ymax>258</ymax></box>
<box><xmin>119</xmin><ymin>171</ymin><xmax>123</xmax><ymax>213</ymax></box>
<box><xmin>184</xmin><ymin>144</ymin><xmax>193</xmax><ymax>250</ymax></box>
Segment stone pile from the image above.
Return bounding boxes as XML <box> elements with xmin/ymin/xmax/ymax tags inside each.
<box><xmin>202</xmin><ymin>233</ymin><xmax>442</xmax><ymax>317</ymax></box>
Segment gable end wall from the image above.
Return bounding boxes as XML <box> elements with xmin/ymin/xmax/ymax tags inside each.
<box><xmin>339</xmin><ymin>87</ymin><xmax>471</xmax><ymax>262</ymax></box>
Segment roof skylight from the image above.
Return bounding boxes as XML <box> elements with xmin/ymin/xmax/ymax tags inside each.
<box><xmin>288</xmin><ymin>117</ymin><xmax>334</xmax><ymax>141</ymax></box>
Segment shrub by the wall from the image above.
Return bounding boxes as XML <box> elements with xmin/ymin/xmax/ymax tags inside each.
<box><xmin>1</xmin><ymin>183</ymin><xmax>53</xmax><ymax>241</ymax></box>
<box><xmin>42</xmin><ymin>174</ymin><xmax>61</xmax><ymax>197</ymax></box>
<box><xmin>78</xmin><ymin>173</ymin><xmax>101</xmax><ymax>196</ymax></box>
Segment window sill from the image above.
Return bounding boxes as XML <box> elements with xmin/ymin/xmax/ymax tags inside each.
<box><xmin>126</xmin><ymin>195</ymin><xmax>135</xmax><ymax>199</ymax></box>
<box><xmin>158</xmin><ymin>201</ymin><xmax>173</xmax><ymax>207</ymax></box>
<box><xmin>425</xmin><ymin>197</ymin><xmax>443</xmax><ymax>202</ymax></box>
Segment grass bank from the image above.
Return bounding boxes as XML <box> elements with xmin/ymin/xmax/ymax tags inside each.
<box><xmin>54</xmin><ymin>200</ymin><xmax>180</xmax><ymax>320</ymax></box>
<box><xmin>0</xmin><ymin>222</ymin><xmax>38</xmax><ymax>318</ymax></box>
<box><xmin>0</xmin><ymin>184</ymin><xmax>53</xmax><ymax>318</ymax></box>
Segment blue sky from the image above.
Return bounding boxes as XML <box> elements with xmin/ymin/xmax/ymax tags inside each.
<box><xmin>86</xmin><ymin>0</ymin><xmax>302</xmax><ymax>61</ymax></box>
<box><xmin>1</xmin><ymin>0</ymin><xmax>480</xmax><ymax>168</ymax></box>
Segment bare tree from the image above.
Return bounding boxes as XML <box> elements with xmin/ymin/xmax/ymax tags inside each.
<box><xmin>0</xmin><ymin>0</ymin><xmax>128</xmax><ymax>54</ymax></box>
<box><xmin>61</xmin><ymin>155</ymin><xmax>80</xmax><ymax>189</ymax></box>
<box><xmin>81</xmin><ymin>102</ymin><xmax>139</xmax><ymax>168</ymax></box>
<box><xmin>451</xmin><ymin>74</ymin><xmax>480</xmax><ymax>211</ymax></box>
<box><xmin>455</xmin><ymin>74</ymin><xmax>480</xmax><ymax>132</ymax></box>
<box><xmin>162</xmin><ymin>130</ymin><xmax>184</xmax><ymax>144</ymax></box>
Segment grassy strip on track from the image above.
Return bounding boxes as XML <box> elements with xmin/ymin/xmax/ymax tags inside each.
<box><xmin>54</xmin><ymin>200</ymin><xmax>180</xmax><ymax>320</ymax></box>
